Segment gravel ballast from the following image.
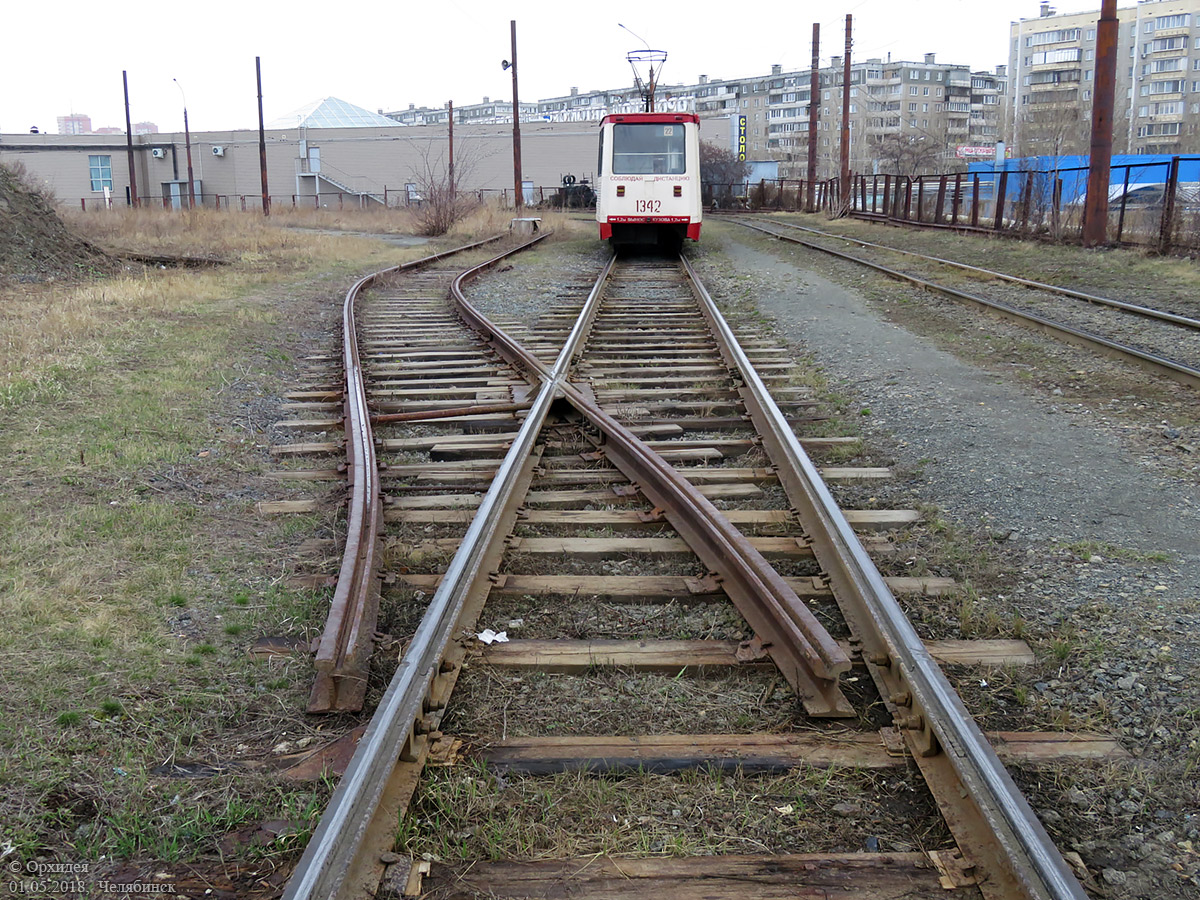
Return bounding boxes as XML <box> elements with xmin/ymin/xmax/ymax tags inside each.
<box><xmin>465</xmin><ymin>226</ymin><xmax>1199</xmax><ymax>896</ymax></box>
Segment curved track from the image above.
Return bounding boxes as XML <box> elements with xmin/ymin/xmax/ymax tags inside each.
<box><xmin>278</xmin><ymin>242</ymin><xmax>1109</xmax><ymax>900</ymax></box>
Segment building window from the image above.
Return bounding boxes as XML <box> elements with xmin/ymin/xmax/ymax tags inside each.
<box><xmin>88</xmin><ymin>155</ymin><xmax>112</xmax><ymax>192</ymax></box>
<box><xmin>1086</xmin><ymin>27</ymin><xmax>1096</xmax><ymax>41</ymax></box>
<box><xmin>1155</xmin><ymin>14</ymin><xmax>1190</xmax><ymax>29</ymax></box>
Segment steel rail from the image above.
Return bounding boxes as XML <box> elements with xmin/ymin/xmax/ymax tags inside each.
<box><xmin>681</xmin><ymin>253</ymin><xmax>1088</xmax><ymax>900</ymax></box>
<box><xmin>757</xmin><ymin>217</ymin><xmax>1200</xmax><ymax>332</ymax></box>
<box><xmin>285</xmin><ymin>234</ymin><xmax>573</xmax><ymax>900</ymax></box>
<box><xmin>308</xmin><ymin>234</ymin><xmax>511</xmax><ymax>713</ymax></box>
<box><xmin>739</xmin><ymin>219</ymin><xmax>1200</xmax><ymax>391</ymax></box>
<box><xmin>448</xmin><ymin>255</ymin><xmax>854</xmax><ymax>716</ymax></box>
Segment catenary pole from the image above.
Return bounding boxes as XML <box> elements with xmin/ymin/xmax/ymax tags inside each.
<box><xmin>1083</xmin><ymin>0</ymin><xmax>1118</xmax><ymax>246</ymax></box>
<box><xmin>807</xmin><ymin>24</ymin><xmax>820</xmax><ymax>213</ymax></box>
<box><xmin>510</xmin><ymin>20</ymin><xmax>523</xmax><ymax>211</ymax></box>
<box><xmin>122</xmin><ymin>71</ymin><xmax>138</xmax><ymax>207</ymax></box>
<box><xmin>257</xmin><ymin>57</ymin><xmax>270</xmax><ymax>216</ymax></box>
<box><xmin>840</xmin><ymin>14</ymin><xmax>852</xmax><ymax>215</ymax></box>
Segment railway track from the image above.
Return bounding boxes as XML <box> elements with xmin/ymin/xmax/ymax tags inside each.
<box><xmin>737</xmin><ymin>216</ymin><xmax>1200</xmax><ymax>391</ymax></box>
<box><xmin>270</xmin><ymin>238</ymin><xmax>1123</xmax><ymax>900</ymax></box>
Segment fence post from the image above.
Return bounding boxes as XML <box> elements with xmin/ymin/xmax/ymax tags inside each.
<box><xmin>971</xmin><ymin>175</ymin><xmax>980</xmax><ymax>228</ymax></box>
<box><xmin>951</xmin><ymin>173</ymin><xmax>962</xmax><ymax>224</ymax></box>
<box><xmin>994</xmin><ymin>170</ymin><xmax>1008</xmax><ymax>231</ymax></box>
<box><xmin>882</xmin><ymin>175</ymin><xmax>892</xmax><ymax>218</ymax></box>
<box><xmin>1019</xmin><ymin>170</ymin><xmax>1035</xmax><ymax>231</ymax></box>
<box><xmin>904</xmin><ymin>178</ymin><xmax>913</xmax><ymax>219</ymax></box>
<box><xmin>1115</xmin><ymin>166</ymin><xmax>1131</xmax><ymax>242</ymax></box>
<box><xmin>935</xmin><ymin>175</ymin><xmax>947</xmax><ymax>225</ymax></box>
<box><xmin>1052</xmin><ymin>178</ymin><xmax>1063</xmax><ymax>236</ymax></box>
<box><xmin>916</xmin><ymin>178</ymin><xmax>925</xmax><ymax>223</ymax></box>
<box><xmin>1159</xmin><ymin>155</ymin><xmax>1181</xmax><ymax>254</ymax></box>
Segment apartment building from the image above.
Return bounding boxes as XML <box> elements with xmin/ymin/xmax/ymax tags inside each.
<box><xmin>759</xmin><ymin>54</ymin><xmax>988</xmax><ymax>178</ymax></box>
<box><xmin>1010</xmin><ymin>0</ymin><xmax>1200</xmax><ymax>156</ymax></box>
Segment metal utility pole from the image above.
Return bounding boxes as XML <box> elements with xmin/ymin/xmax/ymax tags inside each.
<box><xmin>807</xmin><ymin>24</ymin><xmax>819</xmax><ymax>213</ymax></box>
<box><xmin>122</xmin><ymin>70</ymin><xmax>138</xmax><ymax>207</ymax></box>
<box><xmin>507</xmin><ymin>20</ymin><xmax>523</xmax><ymax>211</ymax></box>
<box><xmin>448</xmin><ymin>101</ymin><xmax>455</xmax><ymax>201</ymax></box>
<box><xmin>257</xmin><ymin>57</ymin><xmax>270</xmax><ymax>216</ymax></box>
<box><xmin>1083</xmin><ymin>0</ymin><xmax>1118</xmax><ymax>246</ymax></box>
<box><xmin>840</xmin><ymin>14</ymin><xmax>853</xmax><ymax>215</ymax></box>
<box><xmin>173</xmin><ymin>78</ymin><xmax>195</xmax><ymax>210</ymax></box>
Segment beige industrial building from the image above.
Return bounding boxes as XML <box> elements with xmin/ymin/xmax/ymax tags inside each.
<box><xmin>0</xmin><ymin>99</ymin><xmax>598</xmax><ymax>209</ymax></box>
<box><xmin>1010</xmin><ymin>0</ymin><xmax>1200</xmax><ymax>156</ymax></box>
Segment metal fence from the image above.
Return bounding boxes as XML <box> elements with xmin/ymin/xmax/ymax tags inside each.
<box><xmin>74</xmin><ymin>183</ymin><xmax>602</xmax><ymax>214</ymax></box>
<box><xmin>702</xmin><ymin>179</ymin><xmax>844</xmax><ymax>214</ymax></box>
<box><xmin>848</xmin><ymin>156</ymin><xmax>1200</xmax><ymax>254</ymax></box>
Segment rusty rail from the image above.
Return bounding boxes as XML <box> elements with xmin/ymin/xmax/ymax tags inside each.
<box><xmin>738</xmin><ymin>218</ymin><xmax>1200</xmax><ymax>392</ymax></box>
<box><xmin>285</xmin><ymin>232</ymin><xmax>592</xmax><ymax>900</ymax></box>
<box><xmin>448</xmin><ymin>256</ymin><xmax>853</xmax><ymax>716</ymax></box>
<box><xmin>681</xmin><ymin>253</ymin><xmax>1087</xmax><ymax>900</ymax></box>
<box><xmin>308</xmin><ymin>234</ymin><xmax>509</xmax><ymax>713</ymax></box>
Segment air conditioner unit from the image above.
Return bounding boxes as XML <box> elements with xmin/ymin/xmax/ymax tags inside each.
<box><xmin>211</xmin><ymin>146</ymin><xmax>225</xmax><ymax>157</ymax></box>
<box><xmin>151</xmin><ymin>148</ymin><xmax>166</xmax><ymax>159</ymax></box>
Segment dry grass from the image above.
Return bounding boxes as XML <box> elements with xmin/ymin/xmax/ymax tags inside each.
<box><xmin>0</xmin><ymin>207</ymin><xmax>418</xmax><ymax>866</ymax></box>
<box><xmin>64</xmin><ymin>205</ymin><xmax>399</xmax><ymax>260</ymax></box>
<box><xmin>399</xmin><ymin>762</ymin><xmax>948</xmax><ymax>861</ymax></box>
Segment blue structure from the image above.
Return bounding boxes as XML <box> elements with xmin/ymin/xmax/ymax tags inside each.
<box><xmin>966</xmin><ymin>154</ymin><xmax>1200</xmax><ymax>205</ymax></box>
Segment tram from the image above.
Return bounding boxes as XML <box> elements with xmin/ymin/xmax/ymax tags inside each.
<box><xmin>595</xmin><ymin>111</ymin><xmax>702</xmax><ymax>250</ymax></box>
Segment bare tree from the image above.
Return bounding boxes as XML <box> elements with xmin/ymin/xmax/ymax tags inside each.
<box><xmin>403</xmin><ymin>139</ymin><xmax>492</xmax><ymax>236</ymax></box>
<box><xmin>700</xmin><ymin>140</ymin><xmax>750</xmax><ymax>208</ymax></box>
<box><xmin>1017</xmin><ymin>105</ymin><xmax>1089</xmax><ymax>158</ymax></box>
<box><xmin>869</xmin><ymin>132</ymin><xmax>943</xmax><ymax>178</ymax></box>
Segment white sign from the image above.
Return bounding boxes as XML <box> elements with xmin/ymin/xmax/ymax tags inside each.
<box><xmin>956</xmin><ymin>145</ymin><xmax>996</xmax><ymax>159</ymax></box>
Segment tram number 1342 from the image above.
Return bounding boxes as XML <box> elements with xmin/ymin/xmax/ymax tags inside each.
<box><xmin>635</xmin><ymin>200</ymin><xmax>662</xmax><ymax>213</ymax></box>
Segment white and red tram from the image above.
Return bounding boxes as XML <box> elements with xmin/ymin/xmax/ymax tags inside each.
<box><xmin>595</xmin><ymin>112</ymin><xmax>702</xmax><ymax>249</ymax></box>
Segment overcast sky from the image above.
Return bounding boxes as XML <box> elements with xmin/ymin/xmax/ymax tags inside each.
<box><xmin>3</xmin><ymin>0</ymin><xmax>1118</xmax><ymax>135</ymax></box>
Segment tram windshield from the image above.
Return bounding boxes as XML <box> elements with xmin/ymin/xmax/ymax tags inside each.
<box><xmin>611</xmin><ymin>123</ymin><xmax>687</xmax><ymax>175</ymax></box>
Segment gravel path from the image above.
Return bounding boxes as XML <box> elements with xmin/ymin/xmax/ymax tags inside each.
<box><xmin>694</xmin><ymin>222</ymin><xmax>1200</xmax><ymax>897</ymax></box>
<box><xmin>749</xmin><ymin>221</ymin><xmax>1200</xmax><ymax>375</ymax></box>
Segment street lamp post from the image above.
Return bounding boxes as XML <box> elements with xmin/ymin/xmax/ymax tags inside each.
<box><xmin>173</xmin><ymin>78</ymin><xmax>195</xmax><ymax>210</ymax></box>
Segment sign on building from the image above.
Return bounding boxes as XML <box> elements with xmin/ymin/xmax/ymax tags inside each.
<box><xmin>731</xmin><ymin>115</ymin><xmax>747</xmax><ymax>161</ymax></box>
